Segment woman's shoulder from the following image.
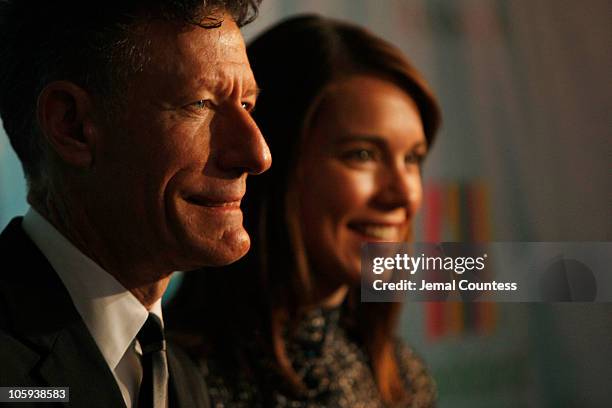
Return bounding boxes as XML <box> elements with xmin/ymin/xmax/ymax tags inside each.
<box><xmin>393</xmin><ymin>338</ymin><xmax>437</xmax><ymax>408</ymax></box>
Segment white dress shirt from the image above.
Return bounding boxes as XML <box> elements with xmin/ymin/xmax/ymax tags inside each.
<box><xmin>22</xmin><ymin>208</ymin><xmax>164</xmax><ymax>408</ymax></box>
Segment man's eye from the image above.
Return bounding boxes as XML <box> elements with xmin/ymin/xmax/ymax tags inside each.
<box><xmin>192</xmin><ymin>100</ymin><xmax>213</xmax><ymax>109</ymax></box>
<box><xmin>241</xmin><ymin>102</ymin><xmax>254</xmax><ymax>112</ymax></box>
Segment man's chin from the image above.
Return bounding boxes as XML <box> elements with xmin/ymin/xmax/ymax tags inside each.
<box><xmin>182</xmin><ymin>228</ymin><xmax>251</xmax><ymax>268</ymax></box>
<box><xmin>169</xmin><ymin>203</ymin><xmax>251</xmax><ymax>266</ymax></box>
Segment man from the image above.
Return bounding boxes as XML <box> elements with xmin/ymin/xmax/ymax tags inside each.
<box><xmin>0</xmin><ymin>1</ymin><xmax>270</xmax><ymax>407</ymax></box>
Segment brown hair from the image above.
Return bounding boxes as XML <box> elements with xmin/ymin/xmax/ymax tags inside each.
<box><xmin>168</xmin><ymin>14</ymin><xmax>441</xmax><ymax>405</ymax></box>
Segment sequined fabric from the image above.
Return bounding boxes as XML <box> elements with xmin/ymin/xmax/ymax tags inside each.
<box><xmin>202</xmin><ymin>308</ymin><xmax>436</xmax><ymax>408</ymax></box>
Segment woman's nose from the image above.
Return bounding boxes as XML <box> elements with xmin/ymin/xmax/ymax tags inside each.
<box><xmin>374</xmin><ymin>164</ymin><xmax>421</xmax><ymax>214</ymax></box>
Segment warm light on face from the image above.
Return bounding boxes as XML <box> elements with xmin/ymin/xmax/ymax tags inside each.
<box><xmin>297</xmin><ymin>75</ymin><xmax>427</xmax><ymax>288</ymax></box>
<box><xmin>89</xmin><ymin>16</ymin><xmax>270</xmax><ymax>272</ymax></box>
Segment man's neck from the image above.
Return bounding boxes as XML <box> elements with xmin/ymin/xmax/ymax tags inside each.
<box><xmin>29</xmin><ymin>196</ymin><xmax>171</xmax><ymax>310</ymax></box>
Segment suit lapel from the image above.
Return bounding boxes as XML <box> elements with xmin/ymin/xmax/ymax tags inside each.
<box><xmin>0</xmin><ymin>218</ymin><xmax>126</xmax><ymax>407</ymax></box>
<box><xmin>2</xmin><ymin>218</ymin><xmax>211</xmax><ymax>408</ymax></box>
<box><xmin>34</xmin><ymin>320</ymin><xmax>127</xmax><ymax>408</ymax></box>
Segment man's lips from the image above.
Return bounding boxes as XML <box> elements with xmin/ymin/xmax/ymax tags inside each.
<box><xmin>185</xmin><ymin>194</ymin><xmax>242</xmax><ymax>208</ymax></box>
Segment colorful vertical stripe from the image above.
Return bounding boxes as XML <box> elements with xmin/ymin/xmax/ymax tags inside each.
<box><xmin>423</xmin><ymin>182</ymin><xmax>497</xmax><ymax>340</ymax></box>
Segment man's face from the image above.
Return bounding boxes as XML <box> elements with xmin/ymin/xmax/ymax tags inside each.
<box><xmin>88</xmin><ymin>16</ymin><xmax>270</xmax><ymax>273</ymax></box>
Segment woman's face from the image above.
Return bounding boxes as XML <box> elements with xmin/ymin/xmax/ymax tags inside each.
<box><xmin>297</xmin><ymin>75</ymin><xmax>427</xmax><ymax>288</ymax></box>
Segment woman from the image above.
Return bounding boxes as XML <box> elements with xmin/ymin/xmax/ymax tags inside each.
<box><xmin>168</xmin><ymin>14</ymin><xmax>441</xmax><ymax>408</ymax></box>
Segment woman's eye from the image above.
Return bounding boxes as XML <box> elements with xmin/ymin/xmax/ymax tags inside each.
<box><xmin>405</xmin><ymin>151</ymin><xmax>425</xmax><ymax>165</ymax></box>
<box><xmin>344</xmin><ymin>149</ymin><xmax>377</xmax><ymax>162</ymax></box>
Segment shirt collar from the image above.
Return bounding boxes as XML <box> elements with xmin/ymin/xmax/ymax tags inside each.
<box><xmin>22</xmin><ymin>208</ymin><xmax>164</xmax><ymax>369</ymax></box>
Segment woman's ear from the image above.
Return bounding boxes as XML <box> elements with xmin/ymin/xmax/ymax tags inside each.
<box><xmin>37</xmin><ymin>81</ymin><xmax>98</xmax><ymax>168</ymax></box>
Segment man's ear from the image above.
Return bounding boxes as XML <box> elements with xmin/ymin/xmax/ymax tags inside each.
<box><xmin>37</xmin><ymin>81</ymin><xmax>98</xmax><ymax>168</ymax></box>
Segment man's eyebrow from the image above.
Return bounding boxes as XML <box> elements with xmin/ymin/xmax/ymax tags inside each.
<box><xmin>243</xmin><ymin>85</ymin><xmax>261</xmax><ymax>98</ymax></box>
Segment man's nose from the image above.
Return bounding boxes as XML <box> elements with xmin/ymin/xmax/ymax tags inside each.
<box><xmin>213</xmin><ymin>108</ymin><xmax>272</xmax><ymax>175</ymax></box>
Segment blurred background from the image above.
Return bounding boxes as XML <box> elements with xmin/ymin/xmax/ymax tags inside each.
<box><xmin>1</xmin><ymin>1</ymin><xmax>610</xmax><ymax>407</ymax></box>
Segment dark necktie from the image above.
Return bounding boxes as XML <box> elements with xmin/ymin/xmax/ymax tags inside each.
<box><xmin>137</xmin><ymin>313</ymin><xmax>168</xmax><ymax>408</ymax></box>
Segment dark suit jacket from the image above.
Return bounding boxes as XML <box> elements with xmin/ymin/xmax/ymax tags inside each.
<box><xmin>0</xmin><ymin>217</ymin><xmax>210</xmax><ymax>407</ymax></box>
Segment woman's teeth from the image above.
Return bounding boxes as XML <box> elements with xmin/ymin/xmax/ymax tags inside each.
<box><xmin>351</xmin><ymin>224</ymin><xmax>402</xmax><ymax>240</ymax></box>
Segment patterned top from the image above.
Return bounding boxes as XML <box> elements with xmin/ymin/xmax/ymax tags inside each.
<box><xmin>201</xmin><ymin>308</ymin><xmax>436</xmax><ymax>408</ymax></box>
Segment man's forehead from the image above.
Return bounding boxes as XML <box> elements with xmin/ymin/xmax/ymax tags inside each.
<box><xmin>180</xmin><ymin>19</ymin><xmax>243</xmax><ymax>55</ymax></box>
<box><xmin>142</xmin><ymin>16</ymin><xmax>255</xmax><ymax>92</ymax></box>
<box><xmin>142</xmin><ymin>15</ymin><xmax>246</xmax><ymax>63</ymax></box>
<box><xmin>194</xmin><ymin>61</ymin><xmax>257</xmax><ymax>92</ymax></box>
